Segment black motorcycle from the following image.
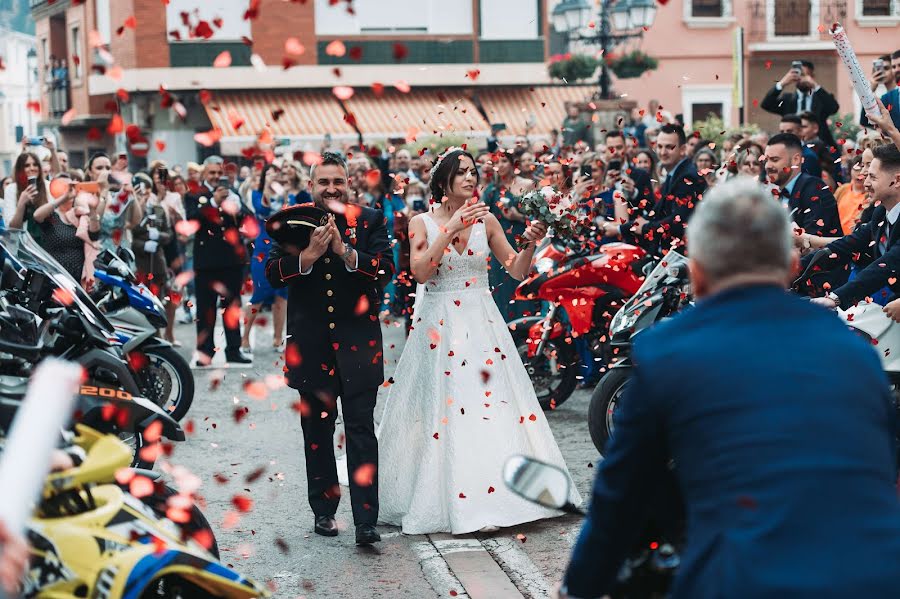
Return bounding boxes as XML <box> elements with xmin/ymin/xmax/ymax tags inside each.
<box><xmin>588</xmin><ymin>250</ymin><xmax>692</xmax><ymax>455</ymax></box>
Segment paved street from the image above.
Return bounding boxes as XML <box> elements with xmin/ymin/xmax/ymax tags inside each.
<box><xmin>169</xmin><ymin>313</ymin><xmax>598</xmax><ymax>599</ymax></box>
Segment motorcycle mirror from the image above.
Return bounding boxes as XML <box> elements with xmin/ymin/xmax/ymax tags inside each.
<box><xmin>642</xmin><ymin>262</ymin><xmax>655</xmax><ymax>277</ymax></box>
<box><xmin>116</xmin><ymin>246</ymin><xmax>136</xmax><ymax>269</ymax></box>
<box><xmin>503</xmin><ymin>455</ymin><xmax>571</xmax><ymax>510</ymax></box>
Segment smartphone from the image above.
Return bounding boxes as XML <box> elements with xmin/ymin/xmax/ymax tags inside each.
<box><xmin>874</xmin><ymin>58</ymin><xmax>885</xmax><ymax>71</ymax></box>
<box><xmin>74</xmin><ymin>181</ymin><xmax>100</xmax><ymax>194</ymax></box>
<box><xmin>217</xmin><ymin>176</ymin><xmax>230</xmax><ymax>189</ymax></box>
<box><xmin>25</xmin><ymin>136</ymin><xmax>44</xmax><ymax>146</ymax></box>
<box><xmin>581</xmin><ymin>163</ymin><xmax>593</xmax><ymax>179</ymax></box>
<box><xmin>412</xmin><ymin>199</ymin><xmax>426</xmax><ymax>212</ymax></box>
<box><xmin>791</xmin><ymin>60</ymin><xmax>803</xmax><ymax>75</ymax></box>
<box><xmin>27</xmin><ymin>176</ymin><xmax>38</xmax><ymax>187</ymax></box>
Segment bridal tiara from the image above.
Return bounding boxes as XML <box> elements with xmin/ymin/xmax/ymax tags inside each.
<box><xmin>428</xmin><ymin>146</ymin><xmax>466</xmax><ymax>180</ymax></box>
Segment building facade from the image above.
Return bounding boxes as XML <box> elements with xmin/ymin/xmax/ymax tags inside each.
<box><xmin>0</xmin><ymin>2</ymin><xmax>39</xmax><ymax>175</ymax></box>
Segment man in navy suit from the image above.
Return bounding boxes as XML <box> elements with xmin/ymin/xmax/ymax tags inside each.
<box><xmin>764</xmin><ymin>132</ymin><xmax>842</xmax><ymax>237</ymax></box>
<box><xmin>601</xmin><ymin>124</ymin><xmax>706</xmax><ymax>253</ymax></box>
<box><xmin>560</xmin><ymin>177</ymin><xmax>900</xmax><ymax>599</ymax></box>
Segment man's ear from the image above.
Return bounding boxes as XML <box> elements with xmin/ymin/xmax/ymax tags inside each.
<box><xmin>688</xmin><ymin>258</ymin><xmax>708</xmax><ymax>299</ymax></box>
<box><xmin>788</xmin><ymin>249</ymin><xmax>801</xmax><ymax>286</ymax></box>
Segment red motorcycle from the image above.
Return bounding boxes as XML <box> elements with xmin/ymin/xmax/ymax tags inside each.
<box><xmin>508</xmin><ymin>241</ymin><xmax>648</xmax><ymax>410</ymax></box>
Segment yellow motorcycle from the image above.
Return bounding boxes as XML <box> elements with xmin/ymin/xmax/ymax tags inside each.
<box><xmin>21</xmin><ymin>426</ymin><xmax>270</xmax><ymax>598</ymax></box>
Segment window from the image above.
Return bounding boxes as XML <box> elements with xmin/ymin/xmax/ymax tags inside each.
<box><xmin>315</xmin><ymin>0</ymin><xmax>472</xmax><ymax>35</ymax></box>
<box><xmin>95</xmin><ymin>0</ymin><xmax>112</xmax><ymax>46</ymax></box>
<box><xmin>692</xmin><ymin>102</ymin><xmax>723</xmax><ymax>122</ymax></box>
<box><xmin>166</xmin><ymin>0</ymin><xmax>252</xmax><ymax>41</ymax></box>
<box><xmin>862</xmin><ymin>0</ymin><xmax>892</xmax><ymax>16</ymax></box>
<box><xmin>692</xmin><ymin>0</ymin><xmax>723</xmax><ymax>17</ymax></box>
<box><xmin>70</xmin><ymin>25</ymin><xmax>82</xmax><ymax>78</ymax></box>
<box><xmin>480</xmin><ymin>0</ymin><xmax>539</xmax><ymax>40</ymax></box>
<box><xmin>774</xmin><ymin>0</ymin><xmax>811</xmax><ymax>36</ymax></box>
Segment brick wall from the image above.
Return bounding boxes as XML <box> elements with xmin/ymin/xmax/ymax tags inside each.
<box><xmin>250</xmin><ymin>0</ymin><xmax>317</xmax><ymax>66</ymax></box>
<box><xmin>108</xmin><ymin>0</ymin><xmax>169</xmax><ymax>69</ymax></box>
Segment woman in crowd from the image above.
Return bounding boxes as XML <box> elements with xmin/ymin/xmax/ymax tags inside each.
<box><xmin>693</xmin><ymin>147</ymin><xmax>719</xmax><ymax>188</ymax></box>
<box><xmin>131</xmin><ymin>172</ymin><xmax>174</xmax><ymax>336</ymax></box>
<box><xmin>370</xmin><ymin>170</ymin><xmax>407</xmax><ymax>310</ymax></box>
<box><xmin>240</xmin><ymin>163</ymin><xmax>294</xmax><ymax>353</ymax></box>
<box><xmin>737</xmin><ymin>143</ymin><xmax>764</xmax><ymax>180</ymax></box>
<box><xmin>281</xmin><ymin>159</ymin><xmax>307</xmax><ymax>201</ymax></box>
<box><xmin>150</xmin><ymin>164</ymin><xmax>184</xmax><ymax>343</ymax></box>
<box><xmin>482</xmin><ymin>147</ymin><xmax>536</xmax><ymax>321</ymax></box>
<box><xmin>3</xmin><ymin>152</ymin><xmax>48</xmax><ymax>240</ymax></box>
<box><xmin>87</xmin><ymin>153</ymin><xmax>140</xmax><ymax>254</ymax></box>
<box><xmin>834</xmin><ymin>155</ymin><xmax>867</xmax><ymax>235</ymax></box>
<box><xmin>31</xmin><ymin>172</ymin><xmax>101</xmax><ymax>284</ymax></box>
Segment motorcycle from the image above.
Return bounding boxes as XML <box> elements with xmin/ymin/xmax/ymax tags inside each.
<box><xmin>22</xmin><ymin>425</ymin><xmax>269</xmax><ymax>598</ymax></box>
<box><xmin>509</xmin><ymin>241</ymin><xmax>648</xmax><ymax>411</ymax></box>
<box><xmin>0</xmin><ymin>230</ymin><xmax>184</xmax><ymax>468</ymax></box>
<box><xmin>588</xmin><ymin>250</ymin><xmax>692</xmax><ymax>454</ymax></box>
<box><xmin>92</xmin><ymin>248</ymin><xmax>194</xmax><ymax>421</ymax></box>
<box><xmin>504</xmin><ymin>455</ymin><xmax>680</xmax><ymax>598</ymax></box>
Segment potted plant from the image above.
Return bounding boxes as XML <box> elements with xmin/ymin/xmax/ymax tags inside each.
<box><xmin>548</xmin><ymin>53</ymin><xmax>600</xmax><ymax>83</ymax></box>
<box><xmin>608</xmin><ymin>50</ymin><xmax>658</xmax><ymax>79</ymax></box>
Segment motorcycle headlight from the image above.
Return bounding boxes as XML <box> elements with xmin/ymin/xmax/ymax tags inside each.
<box><xmin>610</xmin><ymin>307</ymin><xmax>640</xmax><ymax>336</ymax></box>
<box><xmin>535</xmin><ymin>258</ymin><xmax>555</xmax><ymax>274</ymax></box>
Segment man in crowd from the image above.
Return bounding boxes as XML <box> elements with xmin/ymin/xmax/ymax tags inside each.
<box><xmin>560</xmin><ymin>177</ymin><xmax>900</xmax><ymax>599</ymax></box>
<box><xmin>392</xmin><ymin>149</ymin><xmax>415</xmax><ymax>181</ymax></box>
<box><xmin>184</xmin><ymin>155</ymin><xmax>251</xmax><ymax>366</ymax></box>
<box><xmin>764</xmin><ymin>132</ymin><xmax>841</xmax><ymax>237</ymax></box>
<box><xmin>778</xmin><ymin>114</ymin><xmax>823</xmax><ymax>178</ymax></box>
<box><xmin>601</xmin><ymin>124</ymin><xmax>705</xmax><ymax>252</ymax></box>
<box><xmin>808</xmin><ymin>144</ymin><xmax>900</xmax><ymax>310</ymax></box>
<box><xmin>761</xmin><ymin>61</ymin><xmax>840</xmax><ymax>150</ymax></box>
<box><xmin>799</xmin><ymin>110</ymin><xmax>839</xmax><ymax>186</ymax></box>
<box><xmin>861</xmin><ymin>49</ymin><xmax>900</xmax><ymax>130</ymax></box>
<box><xmin>562</xmin><ymin>103</ymin><xmax>593</xmax><ymax>148</ymax></box>
<box><xmin>603</xmin><ymin>130</ymin><xmax>628</xmax><ymax>163</ymax></box>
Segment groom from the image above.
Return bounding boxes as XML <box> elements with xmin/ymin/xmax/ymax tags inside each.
<box><xmin>265</xmin><ymin>152</ymin><xmax>393</xmax><ymax>544</ymax></box>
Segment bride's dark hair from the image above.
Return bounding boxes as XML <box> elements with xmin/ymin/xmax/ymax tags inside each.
<box><xmin>429</xmin><ymin>148</ymin><xmax>479</xmax><ymax>201</ymax></box>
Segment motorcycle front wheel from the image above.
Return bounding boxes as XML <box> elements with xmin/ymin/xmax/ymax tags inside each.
<box><xmin>511</xmin><ymin>327</ymin><xmax>578</xmax><ymax>411</ymax></box>
<box><xmin>589</xmin><ymin>366</ymin><xmax>631</xmax><ymax>455</ymax></box>
<box><xmin>132</xmin><ymin>346</ymin><xmax>195</xmax><ymax>421</ymax></box>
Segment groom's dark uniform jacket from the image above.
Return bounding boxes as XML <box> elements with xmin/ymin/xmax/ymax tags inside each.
<box><xmin>266</xmin><ymin>206</ymin><xmax>393</xmax><ymax>396</ymax></box>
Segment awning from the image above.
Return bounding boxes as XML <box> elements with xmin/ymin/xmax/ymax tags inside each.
<box><xmin>474</xmin><ymin>85</ymin><xmax>597</xmax><ymax>137</ymax></box>
<box><xmin>205</xmin><ymin>88</ymin><xmax>490</xmax><ymax>154</ymax></box>
<box><xmin>342</xmin><ymin>88</ymin><xmax>489</xmax><ymax>140</ymax></box>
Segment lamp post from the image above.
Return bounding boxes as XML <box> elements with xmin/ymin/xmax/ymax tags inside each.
<box><xmin>26</xmin><ymin>46</ymin><xmax>37</xmax><ymax>135</ymax></box>
<box><xmin>551</xmin><ymin>0</ymin><xmax>657</xmax><ymax>100</ymax></box>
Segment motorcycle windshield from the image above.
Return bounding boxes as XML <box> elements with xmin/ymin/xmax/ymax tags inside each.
<box><xmin>0</xmin><ymin>229</ymin><xmax>115</xmax><ymax>336</ymax></box>
<box><xmin>628</xmin><ymin>249</ymin><xmax>688</xmax><ymax>305</ymax></box>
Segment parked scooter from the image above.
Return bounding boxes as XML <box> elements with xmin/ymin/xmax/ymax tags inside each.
<box><xmin>92</xmin><ymin>248</ymin><xmax>194</xmax><ymax>421</ymax></box>
<box><xmin>509</xmin><ymin>241</ymin><xmax>649</xmax><ymax>410</ymax></box>
<box><xmin>588</xmin><ymin>250</ymin><xmax>692</xmax><ymax>454</ymax></box>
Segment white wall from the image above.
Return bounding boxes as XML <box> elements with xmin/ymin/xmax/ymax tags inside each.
<box><xmin>166</xmin><ymin>0</ymin><xmax>251</xmax><ymax>41</ymax></box>
<box><xmin>0</xmin><ymin>30</ymin><xmax>39</xmax><ymax>168</ymax></box>
<box><xmin>480</xmin><ymin>0</ymin><xmax>539</xmax><ymax>39</ymax></box>
<box><xmin>315</xmin><ymin>0</ymin><xmax>472</xmax><ymax>35</ymax></box>
<box><xmin>96</xmin><ymin>0</ymin><xmax>112</xmax><ymax>46</ymax></box>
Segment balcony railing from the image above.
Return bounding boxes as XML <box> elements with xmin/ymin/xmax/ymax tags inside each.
<box><xmin>746</xmin><ymin>0</ymin><xmax>848</xmax><ymax>43</ymax></box>
<box><xmin>45</xmin><ymin>64</ymin><xmax>71</xmax><ymax>120</ymax></box>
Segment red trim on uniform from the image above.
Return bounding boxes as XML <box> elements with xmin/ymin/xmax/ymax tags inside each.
<box><xmin>280</xmin><ymin>258</ymin><xmax>302</xmax><ymax>281</ymax></box>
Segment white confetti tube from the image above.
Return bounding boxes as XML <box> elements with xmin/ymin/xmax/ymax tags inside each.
<box><xmin>831</xmin><ymin>23</ymin><xmax>880</xmax><ymax>118</ymax></box>
<box><xmin>0</xmin><ymin>359</ymin><xmax>82</xmax><ymax>534</ymax></box>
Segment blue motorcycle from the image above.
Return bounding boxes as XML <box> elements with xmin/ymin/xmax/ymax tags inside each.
<box><xmin>92</xmin><ymin>249</ymin><xmax>194</xmax><ymax>421</ymax></box>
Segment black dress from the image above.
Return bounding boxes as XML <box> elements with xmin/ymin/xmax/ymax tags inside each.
<box><xmin>39</xmin><ymin>212</ymin><xmax>90</xmax><ymax>283</ymax></box>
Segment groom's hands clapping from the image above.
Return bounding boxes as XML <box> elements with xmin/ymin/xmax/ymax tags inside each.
<box><xmin>447</xmin><ymin>198</ymin><xmax>490</xmax><ymax>235</ymax></box>
<box><xmin>301</xmin><ymin>224</ymin><xmax>333</xmax><ymax>266</ymax></box>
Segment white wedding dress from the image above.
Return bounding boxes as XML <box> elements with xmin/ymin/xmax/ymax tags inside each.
<box><xmin>376</xmin><ymin>212</ymin><xmax>582</xmax><ymax>535</ymax></box>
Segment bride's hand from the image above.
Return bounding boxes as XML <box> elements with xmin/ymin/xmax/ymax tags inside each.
<box><xmin>447</xmin><ymin>199</ymin><xmax>490</xmax><ymax>235</ymax></box>
<box><xmin>522</xmin><ymin>221</ymin><xmax>548</xmax><ymax>244</ymax></box>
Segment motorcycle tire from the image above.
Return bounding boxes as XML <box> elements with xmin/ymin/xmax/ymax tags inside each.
<box><xmin>589</xmin><ymin>366</ymin><xmax>632</xmax><ymax>455</ymax></box>
<box><xmin>142</xmin><ymin>484</ymin><xmax>220</xmax><ymax>560</ymax></box>
<box><xmin>133</xmin><ymin>346</ymin><xmax>194</xmax><ymax>422</ymax></box>
<box><xmin>125</xmin><ymin>429</ymin><xmax>154</xmax><ymax>470</ymax></box>
<box><xmin>510</xmin><ymin>326</ymin><xmax>578</xmax><ymax>411</ymax></box>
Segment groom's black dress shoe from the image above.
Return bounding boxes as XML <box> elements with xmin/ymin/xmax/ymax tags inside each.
<box><xmin>314</xmin><ymin>515</ymin><xmax>339</xmax><ymax>537</ymax></box>
<box><xmin>355</xmin><ymin>524</ymin><xmax>381</xmax><ymax>545</ymax></box>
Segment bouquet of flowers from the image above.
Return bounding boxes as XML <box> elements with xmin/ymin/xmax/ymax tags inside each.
<box><xmin>517</xmin><ymin>186</ymin><xmax>585</xmax><ymax>247</ymax></box>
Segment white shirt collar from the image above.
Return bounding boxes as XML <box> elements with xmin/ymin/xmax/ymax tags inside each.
<box><xmin>886</xmin><ymin>202</ymin><xmax>900</xmax><ymax>226</ymax></box>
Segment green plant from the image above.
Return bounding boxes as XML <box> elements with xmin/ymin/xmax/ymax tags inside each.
<box><xmin>608</xmin><ymin>50</ymin><xmax>658</xmax><ymax>79</ymax></box>
<box><xmin>548</xmin><ymin>53</ymin><xmax>600</xmax><ymax>83</ymax></box>
<box><xmin>830</xmin><ymin>112</ymin><xmax>861</xmax><ymax>142</ymax></box>
<box><xmin>690</xmin><ymin>114</ymin><xmax>761</xmax><ymax>150</ymax></box>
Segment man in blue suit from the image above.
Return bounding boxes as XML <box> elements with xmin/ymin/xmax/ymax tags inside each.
<box><xmin>561</xmin><ymin>178</ymin><xmax>900</xmax><ymax>598</ymax></box>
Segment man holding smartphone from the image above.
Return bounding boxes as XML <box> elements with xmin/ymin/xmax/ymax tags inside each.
<box><xmin>860</xmin><ymin>50</ymin><xmax>900</xmax><ymax>131</ymax></box>
<box><xmin>761</xmin><ymin>60</ymin><xmax>839</xmax><ymax>151</ymax></box>
<box><xmin>183</xmin><ymin>155</ymin><xmax>251</xmax><ymax>366</ymax></box>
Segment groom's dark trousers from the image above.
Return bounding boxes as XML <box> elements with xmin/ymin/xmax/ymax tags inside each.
<box><xmin>265</xmin><ymin>204</ymin><xmax>393</xmax><ymax>526</ymax></box>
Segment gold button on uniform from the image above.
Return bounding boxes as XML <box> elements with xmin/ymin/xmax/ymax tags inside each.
<box><xmin>329</xmin><ymin>323</ymin><xmax>335</xmax><ymax>330</ymax></box>
<box><xmin>328</xmin><ymin>306</ymin><xmax>334</xmax><ymax>313</ymax></box>
<box><xmin>325</xmin><ymin>273</ymin><xmax>332</xmax><ymax>280</ymax></box>
<box><xmin>327</xmin><ymin>290</ymin><xmax>333</xmax><ymax>296</ymax></box>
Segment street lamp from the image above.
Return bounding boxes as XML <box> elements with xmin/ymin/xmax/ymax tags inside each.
<box><xmin>552</xmin><ymin>0</ymin><xmax>657</xmax><ymax>99</ymax></box>
<box><xmin>26</xmin><ymin>47</ymin><xmax>37</xmax><ymax>134</ymax></box>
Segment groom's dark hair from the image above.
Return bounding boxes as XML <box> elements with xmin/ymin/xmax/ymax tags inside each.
<box><xmin>430</xmin><ymin>148</ymin><xmax>479</xmax><ymax>201</ymax></box>
<box><xmin>310</xmin><ymin>151</ymin><xmax>348</xmax><ymax>181</ymax></box>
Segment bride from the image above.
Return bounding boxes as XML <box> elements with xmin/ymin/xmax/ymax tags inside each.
<box><xmin>377</xmin><ymin>148</ymin><xmax>582</xmax><ymax>535</ymax></box>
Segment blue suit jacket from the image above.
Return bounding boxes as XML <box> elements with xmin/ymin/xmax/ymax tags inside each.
<box><xmin>860</xmin><ymin>87</ymin><xmax>900</xmax><ymax>130</ymax></box>
<box><xmin>564</xmin><ymin>285</ymin><xmax>900</xmax><ymax>598</ymax></box>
